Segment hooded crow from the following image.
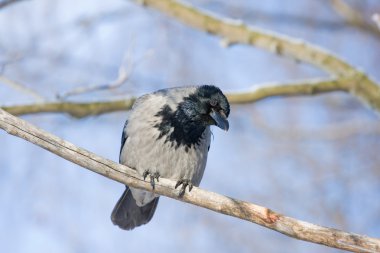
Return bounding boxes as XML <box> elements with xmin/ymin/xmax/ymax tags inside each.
<box><xmin>111</xmin><ymin>85</ymin><xmax>230</xmax><ymax>230</ymax></box>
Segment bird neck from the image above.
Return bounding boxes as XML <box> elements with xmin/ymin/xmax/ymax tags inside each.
<box><xmin>155</xmin><ymin>105</ymin><xmax>207</xmax><ymax>149</ymax></box>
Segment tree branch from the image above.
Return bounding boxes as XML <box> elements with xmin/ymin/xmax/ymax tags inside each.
<box><xmin>0</xmin><ymin>108</ymin><xmax>379</xmax><ymax>252</ymax></box>
<box><xmin>329</xmin><ymin>0</ymin><xmax>380</xmax><ymax>38</ymax></box>
<box><xmin>0</xmin><ymin>77</ymin><xmax>364</xmax><ymax>117</ymax></box>
<box><xmin>135</xmin><ymin>0</ymin><xmax>349</xmax><ymax>75</ymax></box>
<box><xmin>56</xmin><ymin>47</ymin><xmax>153</xmax><ymax>100</ymax></box>
<box><xmin>133</xmin><ymin>0</ymin><xmax>380</xmax><ymax>113</ymax></box>
<box><xmin>226</xmin><ymin>77</ymin><xmax>349</xmax><ymax>104</ymax></box>
<box><xmin>1</xmin><ymin>98</ymin><xmax>136</xmax><ymax>118</ymax></box>
<box><xmin>0</xmin><ymin>75</ymin><xmax>45</xmax><ymax>102</ymax></box>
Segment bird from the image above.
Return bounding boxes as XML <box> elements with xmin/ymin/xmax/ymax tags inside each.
<box><xmin>111</xmin><ymin>85</ymin><xmax>230</xmax><ymax>230</ymax></box>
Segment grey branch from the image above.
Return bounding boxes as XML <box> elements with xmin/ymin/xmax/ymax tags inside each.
<box><xmin>0</xmin><ymin>108</ymin><xmax>379</xmax><ymax>252</ymax></box>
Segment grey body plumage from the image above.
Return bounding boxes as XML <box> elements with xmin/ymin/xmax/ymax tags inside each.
<box><xmin>111</xmin><ymin>85</ymin><xmax>230</xmax><ymax>230</ymax></box>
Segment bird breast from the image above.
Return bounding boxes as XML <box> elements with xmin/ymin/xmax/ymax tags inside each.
<box><xmin>120</xmin><ymin>91</ymin><xmax>211</xmax><ymax>186</ymax></box>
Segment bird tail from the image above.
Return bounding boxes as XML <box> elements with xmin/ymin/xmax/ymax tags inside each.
<box><xmin>111</xmin><ymin>186</ymin><xmax>159</xmax><ymax>230</ymax></box>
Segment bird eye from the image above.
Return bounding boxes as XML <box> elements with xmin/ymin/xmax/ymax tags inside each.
<box><xmin>210</xmin><ymin>99</ymin><xmax>218</xmax><ymax>107</ymax></box>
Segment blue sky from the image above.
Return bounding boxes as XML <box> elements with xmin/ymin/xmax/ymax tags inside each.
<box><xmin>0</xmin><ymin>1</ymin><xmax>380</xmax><ymax>252</ymax></box>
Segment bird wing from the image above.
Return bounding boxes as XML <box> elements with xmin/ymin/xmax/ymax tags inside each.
<box><xmin>119</xmin><ymin>120</ymin><xmax>128</xmax><ymax>163</ymax></box>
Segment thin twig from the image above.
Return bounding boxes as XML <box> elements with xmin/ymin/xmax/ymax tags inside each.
<box><xmin>57</xmin><ymin>48</ymin><xmax>153</xmax><ymax>100</ymax></box>
<box><xmin>329</xmin><ymin>0</ymin><xmax>380</xmax><ymax>38</ymax></box>
<box><xmin>0</xmin><ymin>75</ymin><xmax>45</xmax><ymax>102</ymax></box>
<box><xmin>0</xmin><ymin>108</ymin><xmax>379</xmax><ymax>253</ymax></box>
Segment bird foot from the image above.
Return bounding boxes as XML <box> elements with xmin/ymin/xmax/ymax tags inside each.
<box><xmin>175</xmin><ymin>179</ymin><xmax>193</xmax><ymax>197</ymax></box>
<box><xmin>143</xmin><ymin>171</ymin><xmax>160</xmax><ymax>190</ymax></box>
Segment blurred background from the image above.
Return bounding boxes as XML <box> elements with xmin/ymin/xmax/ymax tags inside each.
<box><xmin>0</xmin><ymin>0</ymin><xmax>380</xmax><ymax>252</ymax></box>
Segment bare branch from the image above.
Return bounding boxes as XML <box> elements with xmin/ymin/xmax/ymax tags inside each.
<box><xmin>0</xmin><ymin>108</ymin><xmax>379</xmax><ymax>252</ymax></box>
<box><xmin>57</xmin><ymin>48</ymin><xmax>153</xmax><ymax>100</ymax></box>
<box><xmin>1</xmin><ymin>98</ymin><xmax>136</xmax><ymax>118</ymax></box>
<box><xmin>134</xmin><ymin>0</ymin><xmax>380</xmax><ymax>113</ymax></box>
<box><xmin>136</xmin><ymin>0</ymin><xmax>350</xmax><ymax>75</ymax></box>
<box><xmin>1</xmin><ymin>77</ymin><xmax>354</xmax><ymax>117</ymax></box>
<box><xmin>330</xmin><ymin>0</ymin><xmax>380</xmax><ymax>38</ymax></box>
<box><xmin>226</xmin><ymin>77</ymin><xmax>349</xmax><ymax>104</ymax></box>
<box><xmin>0</xmin><ymin>75</ymin><xmax>45</xmax><ymax>102</ymax></box>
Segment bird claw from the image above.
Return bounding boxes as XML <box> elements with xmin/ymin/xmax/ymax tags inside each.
<box><xmin>143</xmin><ymin>171</ymin><xmax>160</xmax><ymax>190</ymax></box>
<box><xmin>175</xmin><ymin>179</ymin><xmax>193</xmax><ymax>197</ymax></box>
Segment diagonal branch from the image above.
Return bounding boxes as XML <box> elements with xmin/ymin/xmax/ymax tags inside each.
<box><xmin>0</xmin><ymin>77</ymin><xmax>362</xmax><ymax>117</ymax></box>
<box><xmin>136</xmin><ymin>0</ymin><xmax>351</xmax><ymax>75</ymax></box>
<box><xmin>329</xmin><ymin>0</ymin><xmax>380</xmax><ymax>38</ymax></box>
<box><xmin>134</xmin><ymin>0</ymin><xmax>380</xmax><ymax>113</ymax></box>
<box><xmin>0</xmin><ymin>108</ymin><xmax>379</xmax><ymax>252</ymax></box>
<box><xmin>0</xmin><ymin>75</ymin><xmax>45</xmax><ymax>102</ymax></box>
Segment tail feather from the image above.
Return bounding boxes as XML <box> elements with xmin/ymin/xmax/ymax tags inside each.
<box><xmin>111</xmin><ymin>186</ymin><xmax>159</xmax><ymax>230</ymax></box>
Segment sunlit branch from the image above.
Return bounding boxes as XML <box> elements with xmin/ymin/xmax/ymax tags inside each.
<box><xmin>2</xmin><ymin>77</ymin><xmax>355</xmax><ymax>117</ymax></box>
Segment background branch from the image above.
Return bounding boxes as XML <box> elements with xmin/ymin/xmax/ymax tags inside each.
<box><xmin>56</xmin><ymin>48</ymin><xmax>153</xmax><ymax>100</ymax></box>
<box><xmin>135</xmin><ymin>0</ymin><xmax>380</xmax><ymax>113</ymax></box>
<box><xmin>0</xmin><ymin>75</ymin><xmax>45</xmax><ymax>102</ymax></box>
<box><xmin>3</xmin><ymin>1</ymin><xmax>380</xmax><ymax>116</ymax></box>
<box><xmin>0</xmin><ymin>108</ymin><xmax>379</xmax><ymax>252</ymax></box>
<box><xmin>329</xmin><ymin>0</ymin><xmax>380</xmax><ymax>38</ymax></box>
<box><xmin>1</xmin><ymin>77</ymin><xmax>352</xmax><ymax>117</ymax></box>
<box><xmin>2</xmin><ymin>98</ymin><xmax>136</xmax><ymax>118</ymax></box>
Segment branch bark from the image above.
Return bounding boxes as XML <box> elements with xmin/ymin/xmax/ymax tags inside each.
<box><xmin>2</xmin><ymin>98</ymin><xmax>136</xmax><ymax>118</ymax></box>
<box><xmin>0</xmin><ymin>77</ymin><xmax>364</xmax><ymax>117</ymax></box>
<box><xmin>0</xmin><ymin>108</ymin><xmax>379</xmax><ymax>252</ymax></box>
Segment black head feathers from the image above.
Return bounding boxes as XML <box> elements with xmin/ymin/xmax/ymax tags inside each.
<box><xmin>154</xmin><ymin>85</ymin><xmax>230</xmax><ymax>149</ymax></box>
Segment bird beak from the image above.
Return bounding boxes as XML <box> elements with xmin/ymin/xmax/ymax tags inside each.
<box><xmin>210</xmin><ymin>109</ymin><xmax>229</xmax><ymax>131</ymax></box>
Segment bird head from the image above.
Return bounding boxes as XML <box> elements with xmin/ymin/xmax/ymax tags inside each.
<box><xmin>180</xmin><ymin>85</ymin><xmax>230</xmax><ymax>131</ymax></box>
<box><xmin>154</xmin><ymin>85</ymin><xmax>230</xmax><ymax>148</ymax></box>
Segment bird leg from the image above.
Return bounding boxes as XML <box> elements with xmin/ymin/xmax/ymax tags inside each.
<box><xmin>175</xmin><ymin>179</ymin><xmax>193</xmax><ymax>197</ymax></box>
<box><xmin>143</xmin><ymin>171</ymin><xmax>160</xmax><ymax>190</ymax></box>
